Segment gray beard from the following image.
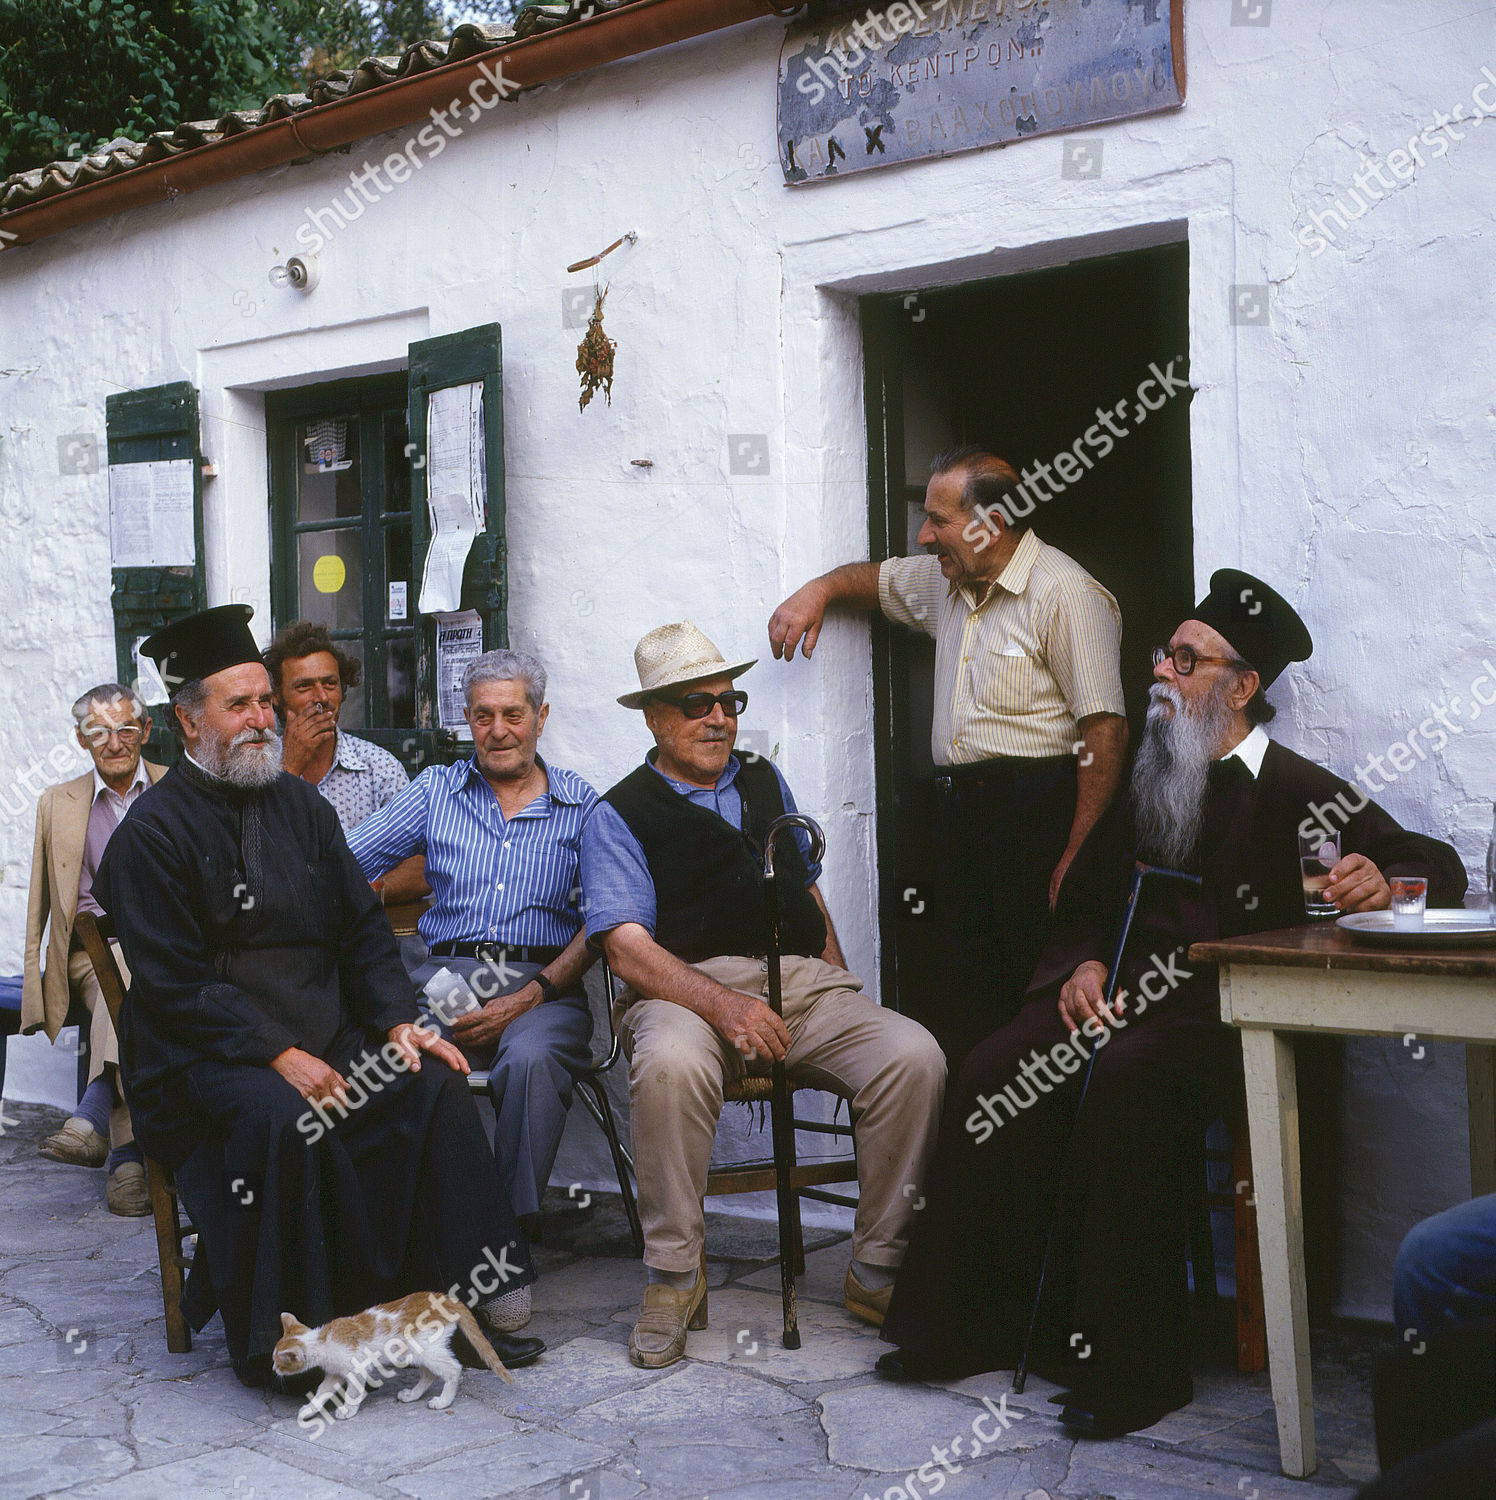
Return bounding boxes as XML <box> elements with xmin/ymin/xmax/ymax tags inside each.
<box><xmin>1129</xmin><ymin>679</ymin><xmax>1238</xmax><ymax>867</ymax></box>
<box><xmin>195</xmin><ymin>725</ymin><xmax>283</xmax><ymax>788</ymax></box>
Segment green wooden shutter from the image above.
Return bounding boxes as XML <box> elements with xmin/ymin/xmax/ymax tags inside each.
<box><xmin>406</xmin><ymin>324</ymin><xmax>506</xmax><ymax>763</ymax></box>
<box><xmin>104</xmin><ymin>381</ymin><xmax>206</xmax><ymax>760</ymax></box>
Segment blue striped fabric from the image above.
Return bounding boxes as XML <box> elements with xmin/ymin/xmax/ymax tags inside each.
<box><xmin>347</xmin><ymin>756</ymin><xmax>597</xmax><ymax>948</ymax></box>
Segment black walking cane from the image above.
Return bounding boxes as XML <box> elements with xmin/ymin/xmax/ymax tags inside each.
<box><xmin>762</xmin><ymin>811</ymin><xmax>826</xmax><ymax>1351</ymax></box>
<box><xmin>1011</xmin><ymin>858</ymin><xmax>1203</xmax><ymax>1394</ymax></box>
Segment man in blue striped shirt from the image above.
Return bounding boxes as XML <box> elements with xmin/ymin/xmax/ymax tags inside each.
<box><xmin>348</xmin><ymin>649</ymin><xmax>596</xmax><ymax>1330</ymax></box>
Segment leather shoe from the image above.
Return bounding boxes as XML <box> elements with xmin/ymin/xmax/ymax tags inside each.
<box><xmin>844</xmin><ymin>1265</ymin><xmax>892</xmax><ymax>1328</ymax></box>
<box><xmin>875</xmin><ymin>1347</ymin><xmax>967</xmax><ymax>1383</ymax></box>
<box><xmin>467</xmin><ymin>1305</ymin><xmax>545</xmax><ymax>1369</ymax></box>
<box><xmin>233</xmin><ymin>1355</ymin><xmax>323</xmax><ymax>1396</ymax></box>
<box><xmin>483</xmin><ymin>1329</ymin><xmax>545</xmax><ymax>1369</ymax></box>
<box><xmin>629</xmin><ymin>1264</ymin><xmax>708</xmax><ymax>1369</ymax></box>
<box><xmin>106</xmin><ymin>1161</ymin><xmax>150</xmax><ymax>1216</ymax></box>
<box><xmin>1052</xmin><ymin>1385</ymin><xmax>1190</xmax><ymax>1438</ymax></box>
<box><xmin>40</xmin><ymin>1117</ymin><xmax>107</xmax><ymax>1167</ymax></box>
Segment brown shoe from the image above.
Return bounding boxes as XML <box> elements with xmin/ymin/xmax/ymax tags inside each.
<box><xmin>106</xmin><ymin>1161</ymin><xmax>150</xmax><ymax>1217</ymax></box>
<box><xmin>629</xmin><ymin>1265</ymin><xmax>708</xmax><ymax>1369</ymax></box>
<box><xmin>40</xmin><ymin>1117</ymin><xmax>108</xmax><ymax>1168</ymax></box>
<box><xmin>844</xmin><ymin>1265</ymin><xmax>892</xmax><ymax>1328</ymax></box>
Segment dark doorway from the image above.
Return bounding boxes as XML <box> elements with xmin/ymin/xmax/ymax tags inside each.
<box><xmin>863</xmin><ymin>239</ymin><xmax>1194</xmax><ymax>1039</ymax></box>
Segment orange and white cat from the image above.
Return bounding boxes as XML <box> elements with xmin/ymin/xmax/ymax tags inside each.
<box><xmin>274</xmin><ymin>1291</ymin><xmax>512</xmax><ymax>1427</ymax></box>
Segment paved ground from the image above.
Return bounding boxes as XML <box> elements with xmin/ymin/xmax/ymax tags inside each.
<box><xmin>0</xmin><ymin>1099</ymin><xmax>1382</xmax><ymax>1500</ymax></box>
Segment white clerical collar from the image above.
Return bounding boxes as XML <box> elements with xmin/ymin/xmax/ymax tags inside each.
<box><xmin>184</xmin><ymin>750</ymin><xmax>226</xmax><ymax>783</ymax></box>
<box><xmin>92</xmin><ymin>759</ymin><xmax>148</xmax><ymax>804</ymax></box>
<box><xmin>1218</xmin><ymin>723</ymin><xmax>1270</xmax><ymax>780</ymax></box>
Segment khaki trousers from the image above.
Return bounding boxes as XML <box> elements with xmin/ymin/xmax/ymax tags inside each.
<box><xmin>619</xmin><ymin>954</ymin><xmax>946</xmax><ymax>1273</ymax></box>
<box><xmin>66</xmin><ymin>945</ymin><xmax>134</xmax><ymax>1150</ymax></box>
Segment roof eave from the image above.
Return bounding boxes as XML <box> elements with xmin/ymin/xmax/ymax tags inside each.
<box><xmin>0</xmin><ymin>0</ymin><xmax>785</xmax><ymax>253</ymax></box>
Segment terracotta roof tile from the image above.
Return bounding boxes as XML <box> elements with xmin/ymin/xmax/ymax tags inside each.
<box><xmin>0</xmin><ymin>14</ymin><xmax>547</xmax><ymax>213</ymax></box>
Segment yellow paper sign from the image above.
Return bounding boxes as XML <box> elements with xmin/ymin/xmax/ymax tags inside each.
<box><xmin>313</xmin><ymin>554</ymin><xmax>346</xmax><ymax>594</ymax></box>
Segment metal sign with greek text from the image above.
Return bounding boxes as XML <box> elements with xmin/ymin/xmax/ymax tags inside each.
<box><xmin>777</xmin><ymin>0</ymin><xmax>1185</xmax><ymax>183</ymax></box>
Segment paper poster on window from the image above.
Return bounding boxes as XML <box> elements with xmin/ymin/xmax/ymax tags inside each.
<box><xmin>131</xmin><ymin>636</ymin><xmax>170</xmax><ymax>706</ymax></box>
<box><xmin>417</xmin><ymin>383</ymin><xmax>486</xmax><ymax>614</ymax></box>
<box><xmin>108</xmin><ymin>459</ymin><xmax>196</xmax><ymax>568</ymax></box>
<box><xmin>435</xmin><ymin>610</ymin><xmax>483</xmax><ymax>738</ymax></box>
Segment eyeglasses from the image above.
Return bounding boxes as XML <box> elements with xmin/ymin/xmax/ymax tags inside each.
<box><xmin>1152</xmin><ymin>645</ymin><xmax>1249</xmax><ymax>677</ymax></box>
<box><xmin>662</xmin><ymin>690</ymin><xmax>748</xmax><ymax>720</ymax></box>
<box><xmin>86</xmin><ymin>725</ymin><xmax>145</xmax><ymax>744</ymax></box>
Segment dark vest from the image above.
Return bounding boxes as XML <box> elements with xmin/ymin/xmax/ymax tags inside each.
<box><xmin>603</xmin><ymin>754</ymin><xmax>828</xmax><ymax>964</ymax></box>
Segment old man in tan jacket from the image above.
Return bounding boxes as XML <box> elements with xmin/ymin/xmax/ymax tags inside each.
<box><xmin>23</xmin><ymin>682</ymin><xmax>164</xmax><ymax>1215</ymax></box>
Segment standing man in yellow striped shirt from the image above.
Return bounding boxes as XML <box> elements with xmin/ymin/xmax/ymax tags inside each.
<box><xmin>768</xmin><ymin>445</ymin><xmax>1128</xmax><ymax>1062</ymax></box>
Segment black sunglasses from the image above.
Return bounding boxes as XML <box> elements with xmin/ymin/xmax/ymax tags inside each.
<box><xmin>661</xmin><ymin>689</ymin><xmax>748</xmax><ymax>720</ymax></box>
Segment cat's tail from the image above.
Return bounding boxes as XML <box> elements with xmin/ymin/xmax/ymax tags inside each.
<box><xmin>451</xmin><ymin>1302</ymin><xmax>516</xmax><ymax>1385</ymax></box>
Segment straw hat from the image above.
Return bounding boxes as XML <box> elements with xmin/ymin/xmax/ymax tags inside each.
<box><xmin>617</xmin><ymin>621</ymin><xmax>757</xmax><ymax>710</ymax></box>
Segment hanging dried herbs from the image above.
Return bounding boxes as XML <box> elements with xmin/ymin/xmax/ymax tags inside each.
<box><xmin>576</xmin><ymin>287</ymin><xmax>617</xmax><ymax>412</ymax></box>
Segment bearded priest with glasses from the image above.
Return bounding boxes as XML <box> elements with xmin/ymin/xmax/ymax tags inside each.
<box><xmin>580</xmin><ymin>621</ymin><xmax>947</xmax><ymax>1369</ymax></box>
<box><xmin>875</xmin><ymin>571</ymin><xmax>1466</xmax><ymax>1438</ymax></box>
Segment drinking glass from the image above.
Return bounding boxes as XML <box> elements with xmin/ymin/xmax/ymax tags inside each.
<box><xmin>1389</xmin><ymin>876</ymin><xmax>1428</xmax><ymax>931</ymax></box>
<box><xmin>1298</xmin><ymin>829</ymin><xmax>1341</xmax><ymax>918</ymax></box>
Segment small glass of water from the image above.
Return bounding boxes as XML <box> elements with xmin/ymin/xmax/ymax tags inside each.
<box><xmin>1390</xmin><ymin>876</ymin><xmax>1429</xmax><ymax>931</ymax></box>
<box><xmin>1299</xmin><ymin>829</ymin><xmax>1341</xmax><ymax>918</ymax></box>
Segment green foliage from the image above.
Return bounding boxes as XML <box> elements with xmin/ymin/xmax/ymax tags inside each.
<box><xmin>0</xmin><ymin>0</ymin><xmax>520</xmax><ymax>181</ymax></box>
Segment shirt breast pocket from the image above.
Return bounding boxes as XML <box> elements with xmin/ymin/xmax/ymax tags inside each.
<box><xmin>984</xmin><ymin>643</ymin><xmax>1040</xmax><ymax>717</ymax></box>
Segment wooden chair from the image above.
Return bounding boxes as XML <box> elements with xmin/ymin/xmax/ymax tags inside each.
<box><xmin>1192</xmin><ymin>1109</ymin><xmax>1267</xmax><ymax>1374</ymax></box>
<box><xmin>704</xmin><ymin>1073</ymin><xmax>858</xmax><ymax>1284</ymax></box>
<box><xmin>458</xmin><ymin>961</ymin><xmax>646</xmax><ymax>1257</ymax></box>
<box><xmin>72</xmin><ymin>911</ymin><xmax>194</xmax><ymax>1353</ymax></box>
<box><xmin>600</xmin><ymin>962</ymin><xmax>858</xmax><ymax>1306</ymax></box>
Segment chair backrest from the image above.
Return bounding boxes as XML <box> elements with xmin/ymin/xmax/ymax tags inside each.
<box><xmin>584</xmin><ymin>960</ymin><xmax>624</xmax><ymax>1075</ymax></box>
<box><xmin>72</xmin><ymin>911</ymin><xmax>128</xmax><ymax>1034</ymax></box>
<box><xmin>385</xmin><ymin>894</ymin><xmax>434</xmax><ymax>938</ymax></box>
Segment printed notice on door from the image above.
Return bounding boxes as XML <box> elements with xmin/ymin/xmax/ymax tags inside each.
<box><xmin>108</xmin><ymin>459</ymin><xmax>196</xmax><ymax>568</ymax></box>
<box><xmin>435</xmin><ymin>610</ymin><xmax>483</xmax><ymax>738</ymax></box>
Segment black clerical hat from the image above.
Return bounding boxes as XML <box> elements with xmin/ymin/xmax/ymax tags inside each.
<box><xmin>1189</xmin><ymin>569</ymin><xmax>1312</xmax><ymax>688</ymax></box>
<box><xmin>141</xmin><ymin>604</ymin><xmax>264</xmax><ymax>692</ymax></box>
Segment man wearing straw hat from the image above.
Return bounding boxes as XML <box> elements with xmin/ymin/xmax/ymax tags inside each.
<box><xmin>580</xmin><ymin>621</ymin><xmax>947</xmax><ymax>1369</ymax></box>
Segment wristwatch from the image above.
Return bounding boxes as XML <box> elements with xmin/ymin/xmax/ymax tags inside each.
<box><xmin>534</xmin><ymin>974</ymin><xmax>559</xmax><ymax>1005</ymax></box>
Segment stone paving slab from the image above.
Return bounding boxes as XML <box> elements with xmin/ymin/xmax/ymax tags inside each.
<box><xmin>0</xmin><ymin>1099</ymin><xmax>1380</xmax><ymax>1499</ymax></box>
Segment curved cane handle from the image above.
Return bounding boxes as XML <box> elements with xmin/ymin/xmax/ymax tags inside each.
<box><xmin>762</xmin><ymin>812</ymin><xmax>826</xmax><ymax>878</ymax></box>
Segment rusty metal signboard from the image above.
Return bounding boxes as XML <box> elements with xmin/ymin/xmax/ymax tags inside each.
<box><xmin>777</xmin><ymin>0</ymin><xmax>1185</xmax><ymax>183</ymax></box>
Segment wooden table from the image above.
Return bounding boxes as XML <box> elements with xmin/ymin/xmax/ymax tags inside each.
<box><xmin>1189</xmin><ymin>923</ymin><xmax>1496</xmax><ymax>1479</ymax></box>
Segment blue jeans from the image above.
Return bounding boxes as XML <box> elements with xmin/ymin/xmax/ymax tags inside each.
<box><xmin>1393</xmin><ymin>1193</ymin><xmax>1496</xmax><ymax>1340</ymax></box>
<box><xmin>411</xmin><ymin>955</ymin><xmax>593</xmax><ymax>1220</ymax></box>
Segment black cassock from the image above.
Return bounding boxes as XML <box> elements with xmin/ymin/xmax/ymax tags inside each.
<box><xmin>883</xmin><ymin>738</ymin><xmax>1467</xmax><ymax>1411</ymax></box>
<box><xmin>95</xmin><ymin>757</ymin><xmax>533</xmax><ymax>1367</ymax></box>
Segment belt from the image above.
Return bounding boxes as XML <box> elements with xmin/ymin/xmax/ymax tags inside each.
<box><xmin>429</xmin><ymin>941</ymin><xmax>565</xmax><ymax>964</ymax></box>
<box><xmin>935</xmin><ymin>753</ymin><xmax>1075</xmax><ymax>789</ymax></box>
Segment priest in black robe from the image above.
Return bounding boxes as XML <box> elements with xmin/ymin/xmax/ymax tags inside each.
<box><xmin>95</xmin><ymin>605</ymin><xmax>544</xmax><ymax>1385</ymax></box>
<box><xmin>877</xmin><ymin>571</ymin><xmax>1467</xmax><ymax>1436</ymax></box>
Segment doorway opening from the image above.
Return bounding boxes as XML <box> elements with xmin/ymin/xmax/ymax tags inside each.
<box><xmin>863</xmin><ymin>238</ymin><xmax>1194</xmax><ymax>1036</ymax></box>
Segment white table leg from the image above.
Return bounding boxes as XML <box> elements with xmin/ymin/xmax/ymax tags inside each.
<box><xmin>1240</xmin><ymin>1025</ymin><xmax>1317</xmax><ymax>1478</ymax></box>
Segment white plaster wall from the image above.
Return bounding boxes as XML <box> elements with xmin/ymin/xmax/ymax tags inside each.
<box><xmin>0</xmin><ymin>2</ymin><xmax>1491</xmax><ymax>1316</ymax></box>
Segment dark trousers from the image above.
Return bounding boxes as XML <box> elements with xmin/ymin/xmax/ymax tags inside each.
<box><xmin>932</xmin><ymin>755</ymin><xmax>1076</xmax><ymax>1066</ymax></box>
<box><xmin>1358</xmin><ymin>1417</ymin><xmax>1496</xmax><ymax>1499</ymax></box>
<box><xmin>174</xmin><ymin>1025</ymin><xmax>533</xmax><ymax>1363</ymax></box>
<box><xmin>882</xmin><ymin>982</ymin><xmax>1239</xmax><ymax>1406</ymax></box>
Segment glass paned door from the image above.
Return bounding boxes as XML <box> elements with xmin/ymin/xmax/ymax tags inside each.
<box><xmin>268</xmin><ymin>375</ymin><xmax>420</xmax><ymax>769</ymax></box>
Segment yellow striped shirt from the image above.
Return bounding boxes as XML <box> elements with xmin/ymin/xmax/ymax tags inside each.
<box><xmin>878</xmin><ymin>531</ymin><xmax>1125</xmax><ymax>765</ymax></box>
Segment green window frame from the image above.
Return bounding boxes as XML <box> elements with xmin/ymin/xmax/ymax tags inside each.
<box><xmin>266</xmin><ymin>372</ymin><xmax>419</xmax><ymax>767</ymax></box>
<box><xmin>266</xmin><ymin>323</ymin><xmax>507</xmax><ymax>772</ymax></box>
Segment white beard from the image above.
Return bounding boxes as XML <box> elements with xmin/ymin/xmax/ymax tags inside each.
<box><xmin>196</xmin><ymin>724</ymin><xmax>283</xmax><ymax>788</ymax></box>
<box><xmin>1129</xmin><ymin>679</ymin><xmax>1238</xmax><ymax>867</ymax></box>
